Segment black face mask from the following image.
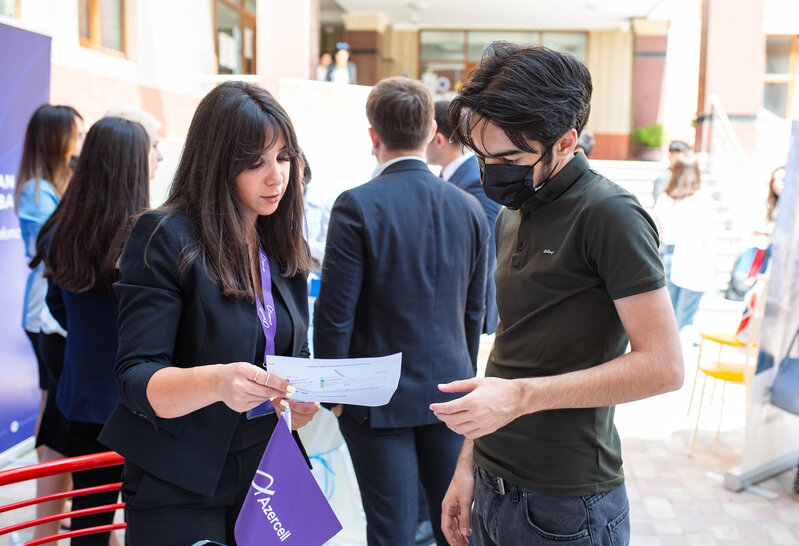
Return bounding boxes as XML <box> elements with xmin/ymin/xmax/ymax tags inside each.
<box><xmin>479</xmin><ymin>149</ymin><xmax>551</xmax><ymax>209</ymax></box>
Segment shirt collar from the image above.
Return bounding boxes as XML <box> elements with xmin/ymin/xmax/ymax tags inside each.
<box><xmin>441</xmin><ymin>151</ymin><xmax>474</xmax><ymax>181</ymax></box>
<box><xmin>372</xmin><ymin>155</ymin><xmax>427</xmax><ymax>178</ymax></box>
<box><xmin>524</xmin><ymin>152</ymin><xmax>589</xmax><ymax>208</ymax></box>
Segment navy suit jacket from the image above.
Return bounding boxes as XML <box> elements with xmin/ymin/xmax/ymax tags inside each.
<box><xmin>447</xmin><ymin>155</ymin><xmax>501</xmax><ymax>334</ymax></box>
<box><xmin>40</xmin><ymin>228</ymin><xmax>119</xmax><ymax>425</ymax></box>
<box><xmin>313</xmin><ymin>159</ymin><xmax>489</xmax><ymax>428</ymax></box>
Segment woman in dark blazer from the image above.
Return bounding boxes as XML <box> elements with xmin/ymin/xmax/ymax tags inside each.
<box><xmin>98</xmin><ymin>82</ymin><xmax>319</xmax><ymax>546</ymax></box>
<box><xmin>34</xmin><ymin>116</ymin><xmax>150</xmax><ymax>545</ymax></box>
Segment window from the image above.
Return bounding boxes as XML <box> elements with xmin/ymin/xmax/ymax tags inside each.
<box><xmin>541</xmin><ymin>32</ymin><xmax>587</xmax><ymax>60</ymax></box>
<box><xmin>420</xmin><ymin>30</ymin><xmax>587</xmax><ymax>89</ymax></box>
<box><xmin>0</xmin><ymin>0</ymin><xmax>19</xmax><ymax>17</ymax></box>
<box><xmin>215</xmin><ymin>0</ymin><xmax>256</xmax><ymax>75</ymax></box>
<box><xmin>466</xmin><ymin>31</ymin><xmax>540</xmax><ymax>61</ymax></box>
<box><xmin>79</xmin><ymin>0</ymin><xmax>125</xmax><ymax>54</ymax></box>
<box><xmin>763</xmin><ymin>35</ymin><xmax>798</xmax><ymax>118</ymax></box>
<box><xmin>421</xmin><ymin>31</ymin><xmax>466</xmax><ymax>61</ymax></box>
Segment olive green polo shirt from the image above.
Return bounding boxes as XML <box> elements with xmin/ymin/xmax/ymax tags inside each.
<box><xmin>473</xmin><ymin>152</ymin><xmax>664</xmax><ymax>497</ymax></box>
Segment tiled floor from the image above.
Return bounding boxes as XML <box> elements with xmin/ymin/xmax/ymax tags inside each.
<box><xmin>621</xmin><ymin>412</ymin><xmax>799</xmax><ymax>545</ymax></box>
<box><xmin>616</xmin><ymin>326</ymin><xmax>799</xmax><ymax>546</ymax></box>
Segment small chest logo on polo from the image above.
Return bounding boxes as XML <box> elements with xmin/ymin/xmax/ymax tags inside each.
<box><xmin>542</xmin><ymin>249</ymin><xmax>555</xmax><ymax>255</ymax></box>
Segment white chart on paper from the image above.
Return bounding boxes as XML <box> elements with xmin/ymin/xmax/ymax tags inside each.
<box><xmin>266</xmin><ymin>353</ymin><xmax>402</xmax><ymax>407</ymax></box>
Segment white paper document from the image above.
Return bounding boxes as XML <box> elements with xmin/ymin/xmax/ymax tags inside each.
<box><xmin>266</xmin><ymin>353</ymin><xmax>402</xmax><ymax>406</ymax></box>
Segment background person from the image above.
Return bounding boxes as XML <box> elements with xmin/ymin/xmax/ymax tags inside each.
<box><xmin>97</xmin><ymin>82</ymin><xmax>319</xmax><ymax>545</ymax></box>
<box><xmin>104</xmin><ymin>106</ymin><xmax>164</xmax><ymax>179</ymax></box>
<box><xmin>427</xmin><ymin>99</ymin><xmax>501</xmax><ymax>335</ymax></box>
<box><xmin>317</xmin><ymin>50</ymin><xmax>332</xmax><ymax>81</ymax></box>
<box><xmin>299</xmin><ymin>150</ymin><xmax>330</xmax><ymax>271</ymax></box>
<box><xmin>652</xmin><ymin>139</ymin><xmax>692</xmax><ymax>202</ymax></box>
<box><xmin>575</xmin><ymin>129</ymin><xmax>595</xmax><ymax>157</ymax></box>
<box><xmin>14</xmin><ymin>103</ymin><xmax>83</xmax><ymax>540</ymax></box>
<box><xmin>314</xmin><ymin>76</ymin><xmax>489</xmax><ymax>546</ymax></box>
<box><xmin>32</xmin><ymin>116</ymin><xmax>151</xmax><ymax>545</ymax></box>
<box><xmin>430</xmin><ymin>43</ymin><xmax>683</xmax><ymax>546</ymax></box>
<box><xmin>326</xmin><ymin>42</ymin><xmax>358</xmax><ymax>85</ymax></box>
<box><xmin>654</xmin><ymin>156</ymin><xmax>716</xmax><ymax>333</ymax></box>
<box><xmin>764</xmin><ymin>165</ymin><xmax>785</xmax><ymax>233</ymax></box>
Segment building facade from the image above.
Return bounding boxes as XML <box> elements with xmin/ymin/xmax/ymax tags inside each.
<box><xmin>1</xmin><ymin>0</ymin><xmax>797</xmax><ymax>161</ymax></box>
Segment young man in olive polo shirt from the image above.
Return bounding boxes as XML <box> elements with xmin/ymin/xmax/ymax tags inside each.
<box><xmin>430</xmin><ymin>43</ymin><xmax>684</xmax><ymax>546</ymax></box>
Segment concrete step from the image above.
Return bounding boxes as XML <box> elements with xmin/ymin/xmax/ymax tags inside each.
<box><xmin>584</xmin><ymin>159</ymin><xmax>750</xmax><ymax>295</ymax></box>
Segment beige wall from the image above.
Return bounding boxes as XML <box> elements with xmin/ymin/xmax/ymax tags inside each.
<box><xmin>381</xmin><ymin>27</ymin><xmax>418</xmax><ymax>80</ymax></box>
<box><xmin>763</xmin><ymin>0</ymin><xmax>799</xmax><ymax>34</ymax></box>
<box><xmin>12</xmin><ymin>0</ymin><xmax>223</xmax><ymax>204</ymax></box>
<box><xmin>585</xmin><ymin>29</ymin><xmax>633</xmax><ymax>135</ymax></box>
<box><xmin>17</xmin><ymin>0</ymin><xmax>215</xmax><ymax>100</ymax></box>
<box><xmin>379</xmin><ymin>26</ymin><xmax>393</xmax><ymax>79</ymax></box>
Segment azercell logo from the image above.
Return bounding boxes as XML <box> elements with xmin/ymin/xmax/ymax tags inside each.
<box><xmin>251</xmin><ymin>470</ymin><xmax>293</xmax><ymax>542</ymax></box>
<box><xmin>260</xmin><ymin>254</ymin><xmax>268</xmax><ymax>273</ymax></box>
<box><xmin>543</xmin><ymin>249</ymin><xmax>555</xmax><ymax>255</ymax></box>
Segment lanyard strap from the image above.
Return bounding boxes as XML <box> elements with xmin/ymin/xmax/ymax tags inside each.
<box><xmin>255</xmin><ymin>247</ymin><xmax>276</xmax><ymax>361</ymax></box>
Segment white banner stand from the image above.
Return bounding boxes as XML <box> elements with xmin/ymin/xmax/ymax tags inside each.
<box><xmin>725</xmin><ymin>84</ymin><xmax>799</xmax><ymax>493</ymax></box>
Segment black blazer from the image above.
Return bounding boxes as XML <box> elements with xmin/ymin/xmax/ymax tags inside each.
<box><xmin>448</xmin><ymin>155</ymin><xmax>501</xmax><ymax>334</ymax></box>
<box><xmin>98</xmin><ymin>211</ymin><xmax>309</xmax><ymax>497</ymax></box>
<box><xmin>313</xmin><ymin>159</ymin><xmax>489</xmax><ymax>428</ymax></box>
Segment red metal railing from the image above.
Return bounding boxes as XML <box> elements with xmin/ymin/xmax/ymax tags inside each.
<box><xmin>0</xmin><ymin>451</ymin><xmax>125</xmax><ymax>545</ymax></box>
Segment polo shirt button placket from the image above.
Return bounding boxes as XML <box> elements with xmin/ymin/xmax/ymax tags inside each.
<box><xmin>511</xmin><ymin>238</ymin><xmax>525</xmax><ymax>268</ymax></box>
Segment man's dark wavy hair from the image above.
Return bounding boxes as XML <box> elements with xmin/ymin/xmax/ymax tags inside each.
<box><xmin>449</xmin><ymin>43</ymin><xmax>593</xmax><ymax>164</ymax></box>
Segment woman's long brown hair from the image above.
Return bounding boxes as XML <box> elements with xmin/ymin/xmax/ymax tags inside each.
<box><xmin>31</xmin><ymin>117</ymin><xmax>150</xmax><ymax>293</ymax></box>
<box><xmin>155</xmin><ymin>81</ymin><xmax>311</xmax><ymax>299</ymax></box>
<box><xmin>664</xmin><ymin>156</ymin><xmax>701</xmax><ymax>199</ymax></box>
<box><xmin>766</xmin><ymin>165</ymin><xmax>784</xmax><ymax>223</ymax></box>
<box><xmin>15</xmin><ymin>104</ymin><xmax>81</xmax><ymax>207</ymax></box>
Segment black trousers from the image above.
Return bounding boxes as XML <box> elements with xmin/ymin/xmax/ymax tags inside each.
<box><xmin>338</xmin><ymin>413</ymin><xmax>466</xmax><ymax>546</ymax></box>
<box><xmin>24</xmin><ymin>330</ymin><xmax>48</xmax><ymax>389</ymax></box>
<box><xmin>31</xmin><ymin>332</ymin><xmax>68</xmax><ymax>453</ymax></box>
<box><xmin>122</xmin><ymin>435</ymin><xmax>274</xmax><ymax>546</ymax></box>
<box><xmin>61</xmin><ymin>418</ymin><xmax>123</xmax><ymax>546</ymax></box>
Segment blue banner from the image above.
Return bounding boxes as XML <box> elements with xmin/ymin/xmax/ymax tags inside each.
<box><xmin>0</xmin><ymin>23</ymin><xmax>52</xmax><ymax>454</ymax></box>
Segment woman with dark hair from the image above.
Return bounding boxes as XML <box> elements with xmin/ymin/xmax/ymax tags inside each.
<box><xmin>98</xmin><ymin>81</ymin><xmax>319</xmax><ymax>545</ymax></box>
<box><xmin>32</xmin><ymin>116</ymin><xmax>150</xmax><ymax>545</ymax></box>
<box><xmin>326</xmin><ymin>42</ymin><xmax>357</xmax><ymax>84</ymax></box>
<box><xmin>15</xmin><ymin>103</ymin><xmax>83</xmax><ymax>539</ymax></box>
<box><xmin>766</xmin><ymin>165</ymin><xmax>785</xmax><ymax>227</ymax></box>
<box><xmin>654</xmin><ymin>156</ymin><xmax>716</xmax><ymax>332</ymax></box>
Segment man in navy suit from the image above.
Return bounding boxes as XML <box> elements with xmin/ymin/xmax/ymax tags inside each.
<box><xmin>314</xmin><ymin>77</ymin><xmax>489</xmax><ymax>546</ymax></box>
<box><xmin>427</xmin><ymin>100</ymin><xmax>501</xmax><ymax>335</ymax></box>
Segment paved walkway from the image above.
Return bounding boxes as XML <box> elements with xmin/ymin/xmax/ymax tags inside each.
<box><xmin>617</xmin><ymin>299</ymin><xmax>799</xmax><ymax>546</ymax></box>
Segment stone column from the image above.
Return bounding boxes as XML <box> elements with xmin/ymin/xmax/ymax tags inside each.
<box><xmin>695</xmin><ymin>0</ymin><xmax>765</xmax><ymax>152</ymax></box>
<box><xmin>631</xmin><ymin>18</ymin><xmax>670</xmax><ymax>156</ymax></box>
<box><xmin>341</xmin><ymin>13</ymin><xmax>387</xmax><ymax>86</ymax></box>
<box><xmin>257</xmin><ymin>0</ymin><xmax>320</xmax><ymax>93</ymax></box>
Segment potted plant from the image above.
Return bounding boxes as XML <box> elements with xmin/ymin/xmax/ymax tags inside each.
<box><xmin>630</xmin><ymin>123</ymin><xmax>665</xmax><ymax>161</ymax></box>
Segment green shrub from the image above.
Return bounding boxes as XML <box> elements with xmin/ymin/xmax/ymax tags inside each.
<box><xmin>630</xmin><ymin>123</ymin><xmax>665</xmax><ymax>148</ymax></box>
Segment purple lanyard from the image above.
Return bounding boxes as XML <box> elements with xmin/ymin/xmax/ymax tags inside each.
<box><xmin>255</xmin><ymin>247</ymin><xmax>276</xmax><ymax>361</ymax></box>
